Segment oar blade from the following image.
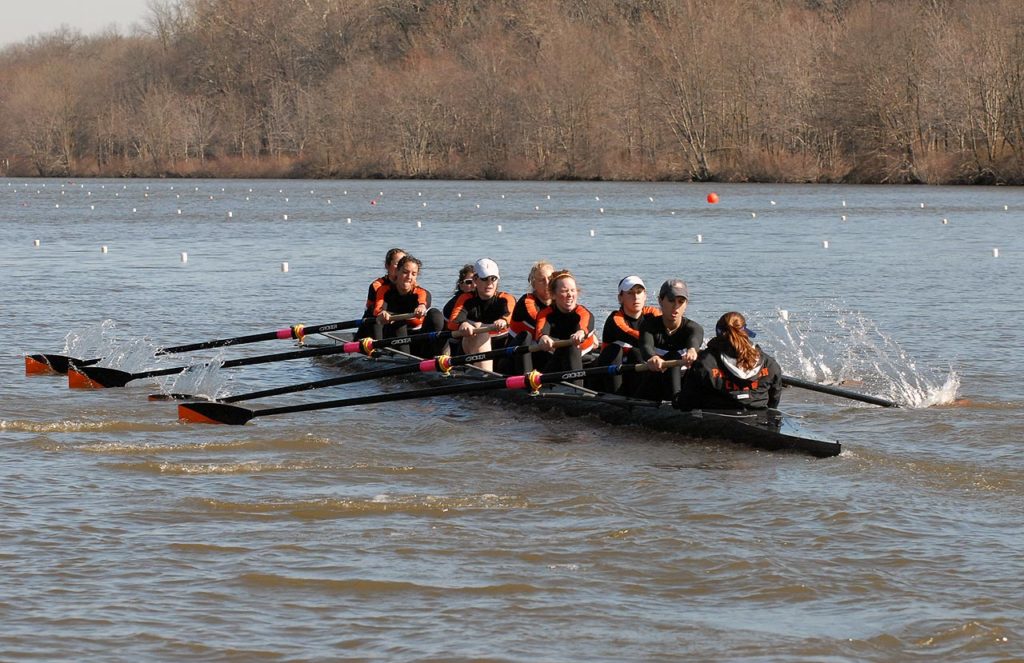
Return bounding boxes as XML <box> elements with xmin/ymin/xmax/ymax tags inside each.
<box><xmin>25</xmin><ymin>354</ymin><xmax>59</xmax><ymax>375</ymax></box>
<box><xmin>178</xmin><ymin>401</ymin><xmax>255</xmax><ymax>425</ymax></box>
<box><xmin>68</xmin><ymin>366</ymin><xmax>135</xmax><ymax>389</ymax></box>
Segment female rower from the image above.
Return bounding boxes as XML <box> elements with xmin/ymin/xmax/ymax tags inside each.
<box><xmin>636</xmin><ymin>279</ymin><xmax>704</xmax><ymax>401</ymax></box>
<box><xmin>510</xmin><ymin>260</ymin><xmax>554</xmax><ymax>342</ymax></box>
<box><xmin>447</xmin><ymin>258</ymin><xmax>517</xmax><ymax>372</ymax></box>
<box><xmin>372</xmin><ymin>255</ymin><xmax>447</xmax><ymax>357</ymax></box>
<box><xmin>357</xmin><ymin>247</ymin><xmax>406</xmax><ymax>338</ymax></box>
<box><xmin>674</xmin><ymin>312</ymin><xmax>782</xmax><ymax>410</ymax></box>
<box><xmin>534</xmin><ymin>270</ymin><xmax>597</xmax><ymax>374</ymax></box>
<box><xmin>596</xmin><ymin>275</ymin><xmax>661</xmax><ymax>395</ymax></box>
<box><xmin>443</xmin><ymin>264</ymin><xmax>477</xmax><ymax>322</ymax></box>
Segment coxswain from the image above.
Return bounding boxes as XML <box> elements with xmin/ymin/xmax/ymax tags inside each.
<box><xmin>442</xmin><ymin>264</ymin><xmax>477</xmax><ymax>322</ymax></box>
<box><xmin>635</xmin><ymin>279</ymin><xmax>704</xmax><ymax>401</ymax></box>
<box><xmin>371</xmin><ymin>254</ymin><xmax>447</xmax><ymax>357</ymax></box>
<box><xmin>534</xmin><ymin>270</ymin><xmax>597</xmax><ymax>375</ymax></box>
<box><xmin>510</xmin><ymin>260</ymin><xmax>554</xmax><ymax>343</ymax></box>
<box><xmin>357</xmin><ymin>247</ymin><xmax>406</xmax><ymax>338</ymax></box>
<box><xmin>447</xmin><ymin>258</ymin><xmax>517</xmax><ymax>372</ymax></box>
<box><xmin>674</xmin><ymin>312</ymin><xmax>782</xmax><ymax>410</ymax></box>
<box><xmin>595</xmin><ymin>275</ymin><xmax>660</xmax><ymax>395</ymax></box>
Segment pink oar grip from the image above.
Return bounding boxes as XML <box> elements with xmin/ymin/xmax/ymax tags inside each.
<box><xmin>343</xmin><ymin>342</ymin><xmax>361</xmax><ymax>354</ymax></box>
<box><xmin>505</xmin><ymin>376</ymin><xmax>527</xmax><ymax>390</ymax></box>
<box><xmin>275</xmin><ymin>328</ymin><xmax>292</xmax><ymax>339</ymax></box>
<box><xmin>418</xmin><ymin>359</ymin><xmax>435</xmax><ymax>372</ymax></box>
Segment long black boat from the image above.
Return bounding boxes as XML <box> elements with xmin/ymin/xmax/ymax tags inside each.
<box><xmin>315</xmin><ymin>339</ymin><xmax>842</xmax><ymax>458</ymax></box>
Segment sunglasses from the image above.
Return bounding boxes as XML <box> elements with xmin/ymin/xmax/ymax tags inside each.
<box><xmin>478</xmin><ymin>275</ymin><xmax>499</xmax><ymax>283</ymax></box>
<box><xmin>460</xmin><ymin>279</ymin><xmax>475</xmax><ymax>286</ymax></box>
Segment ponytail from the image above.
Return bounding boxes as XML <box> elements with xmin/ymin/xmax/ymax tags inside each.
<box><xmin>715</xmin><ymin>312</ymin><xmax>760</xmax><ymax>371</ymax></box>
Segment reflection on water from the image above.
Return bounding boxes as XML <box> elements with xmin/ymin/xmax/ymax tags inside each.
<box><xmin>2</xmin><ymin>178</ymin><xmax>1023</xmax><ymax>661</ymax></box>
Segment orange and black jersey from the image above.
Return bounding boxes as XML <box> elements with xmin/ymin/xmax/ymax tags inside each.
<box><xmin>675</xmin><ymin>346</ymin><xmax>782</xmax><ymax>410</ymax></box>
<box><xmin>534</xmin><ymin>304</ymin><xmax>597</xmax><ymax>354</ymax></box>
<box><xmin>638</xmin><ymin>316</ymin><xmax>704</xmax><ymax>359</ymax></box>
<box><xmin>510</xmin><ymin>293</ymin><xmax>550</xmax><ymax>336</ymax></box>
<box><xmin>361</xmin><ymin>274</ymin><xmax>389</xmax><ymax>319</ymax></box>
<box><xmin>601</xmin><ymin>306</ymin><xmax>661</xmax><ymax>351</ymax></box>
<box><xmin>447</xmin><ymin>291</ymin><xmax>516</xmax><ymax>333</ymax></box>
<box><xmin>372</xmin><ymin>283</ymin><xmax>431</xmax><ymax>329</ymax></box>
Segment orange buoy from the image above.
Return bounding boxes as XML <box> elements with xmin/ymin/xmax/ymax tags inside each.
<box><xmin>707</xmin><ymin>192</ymin><xmax>720</xmax><ymax>204</ymax></box>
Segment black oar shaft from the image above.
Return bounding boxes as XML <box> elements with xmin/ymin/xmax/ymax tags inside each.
<box><xmin>782</xmin><ymin>375</ymin><xmax>898</xmax><ymax>408</ymax></box>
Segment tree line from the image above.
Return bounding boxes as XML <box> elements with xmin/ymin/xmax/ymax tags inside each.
<box><xmin>2</xmin><ymin>0</ymin><xmax>1023</xmax><ymax>184</ymax></box>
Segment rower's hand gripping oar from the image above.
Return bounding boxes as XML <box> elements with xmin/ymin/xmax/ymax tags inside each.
<box><xmin>70</xmin><ymin>323</ymin><xmax>492</xmax><ymax>389</ymax></box>
<box><xmin>178</xmin><ymin>358</ymin><xmax>677</xmax><ymax>425</ymax></box>
<box><xmin>782</xmin><ymin>375</ymin><xmax>898</xmax><ymax>408</ymax></box>
<box><xmin>153</xmin><ymin>338</ymin><xmax>573</xmax><ymax>402</ymax></box>
<box><xmin>25</xmin><ymin>314</ymin><xmax>414</xmax><ymax>376</ymax></box>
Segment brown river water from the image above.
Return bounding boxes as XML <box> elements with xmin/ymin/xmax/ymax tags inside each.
<box><xmin>2</xmin><ymin>179</ymin><xmax>1022</xmax><ymax>660</ymax></box>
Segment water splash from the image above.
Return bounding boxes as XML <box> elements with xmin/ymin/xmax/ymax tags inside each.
<box><xmin>749</xmin><ymin>305</ymin><xmax>959</xmax><ymax>408</ymax></box>
<box><xmin>160</xmin><ymin>354</ymin><xmax>231</xmax><ymax>400</ymax></box>
<box><xmin>62</xmin><ymin>319</ymin><xmax>118</xmax><ymax>359</ymax></box>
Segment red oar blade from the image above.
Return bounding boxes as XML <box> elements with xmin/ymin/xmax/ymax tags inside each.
<box><xmin>68</xmin><ymin>366</ymin><xmax>135</xmax><ymax>389</ymax></box>
<box><xmin>25</xmin><ymin>354</ymin><xmax>58</xmax><ymax>375</ymax></box>
<box><xmin>178</xmin><ymin>401</ymin><xmax>256</xmax><ymax>425</ymax></box>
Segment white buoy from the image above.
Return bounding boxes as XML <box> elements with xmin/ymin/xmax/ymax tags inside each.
<box><xmin>590</xmin><ymin>229</ymin><xmax>596</xmax><ymax>237</ymax></box>
<box><xmin>823</xmin><ymin>240</ymin><xmax>829</xmax><ymax>249</ymax></box>
<box><xmin>101</xmin><ymin>245</ymin><xmax>108</xmax><ymax>253</ymax></box>
<box><xmin>649</xmin><ymin>196</ymin><xmax>654</xmax><ymax>202</ymax></box>
<box><xmin>90</xmin><ymin>205</ymin><xmax>95</xmax><ymax>210</ymax></box>
<box><xmin>379</xmin><ymin>191</ymin><xmax>384</xmax><ymax>196</ymax></box>
<box><xmin>132</xmin><ymin>208</ymin><xmax>137</xmax><ymax>213</ymax></box>
<box><xmin>55</xmin><ymin>204</ymin><xmax>59</xmax><ymax>208</ymax></box>
<box><xmin>535</xmin><ymin>206</ymin><xmax>540</xmax><ymax>211</ymax></box>
<box><xmin>418</xmin><ymin>192</ymin><xmax>422</xmax><ymax>196</ymax></box>
<box><xmin>1004</xmin><ymin>205</ymin><xmax>1009</xmax><ymax>211</ymax></box>
<box><xmin>177</xmin><ymin>209</ymin><xmax>182</xmax><ymax>215</ymax></box>
<box><xmin>227</xmin><ymin>211</ymin><xmax>233</xmax><ymax>218</ymax></box>
<box><xmin>546</xmin><ymin>195</ymin><xmax>551</xmax><ymax>200</ymax></box>
<box><xmin>696</xmin><ymin>234</ymin><xmax>703</xmax><ymax>243</ymax></box>
<box><xmin>497</xmin><ymin>225</ymin><xmax>502</xmax><ymax>232</ymax></box>
<box><xmin>751</xmin><ymin>212</ymin><xmax>756</xmax><ymax>218</ymax></box>
<box><xmin>422</xmin><ymin>202</ymin><xmax>427</xmax><ymax>207</ymax></box>
<box><xmin>993</xmin><ymin>248</ymin><xmax>1000</xmax><ymax>258</ymax></box>
<box><xmin>416</xmin><ymin>221</ymin><xmax>422</xmax><ymax>228</ymax></box>
<box><xmin>347</xmin><ymin>218</ymin><xmax>352</xmax><ymax>223</ymax></box>
<box><xmin>476</xmin><ymin>204</ymin><xmax>480</xmax><ymax>209</ymax></box>
<box><xmin>599</xmin><ymin>208</ymin><xmax>604</xmax><ymax>213</ymax></box>
<box><xmin>283</xmin><ymin>214</ymin><xmax>288</xmax><ymax>220</ymax></box>
<box><xmin>327</xmin><ymin>199</ymin><xmax>331</xmax><ymax>204</ymax></box>
<box><xmin>457</xmin><ymin>193</ymin><xmax>462</xmax><ymax>198</ymax></box>
<box><xmin>281</xmin><ymin>262</ymin><xmax>289</xmax><ymax>272</ymax></box>
<box><xmin>770</xmin><ymin>200</ymin><xmax>776</xmax><ymax>205</ymax></box>
<box><xmin>595</xmin><ymin>196</ymin><xmax>600</xmax><ymax>201</ymax></box>
<box><xmin>33</xmin><ymin>239</ymin><xmax>40</xmax><ymax>247</ymax></box>
<box><xmin>842</xmin><ymin>200</ymin><xmax>846</xmax><ymax>207</ymax></box>
<box><xmin>841</xmin><ymin>215</ymin><xmax>847</xmax><ymax>221</ymax></box>
<box><xmin>942</xmin><ymin>218</ymin><xmax>948</xmax><ymax>225</ymax></box>
<box><xmin>920</xmin><ymin>202</ymin><xmax>925</xmax><ymax>208</ymax></box>
<box><xmin>180</xmin><ymin>252</ymin><xmax>188</xmax><ymax>263</ymax></box>
<box><xmin>671</xmin><ymin>211</ymin><xmax>676</xmax><ymax>215</ymax></box>
<box><xmin>779</xmin><ymin>309</ymin><xmax>789</xmax><ymax>322</ymax></box>
<box><xmin>501</xmin><ymin>194</ymin><xmax>505</xmax><ymax>199</ymax></box>
<box><xmin>284</xmin><ymin>197</ymin><xmax>289</xmax><ymax>202</ymax></box>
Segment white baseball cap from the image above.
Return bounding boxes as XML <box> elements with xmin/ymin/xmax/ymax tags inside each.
<box><xmin>474</xmin><ymin>258</ymin><xmax>500</xmax><ymax>279</ymax></box>
<box><xmin>618</xmin><ymin>275</ymin><xmax>646</xmax><ymax>292</ymax></box>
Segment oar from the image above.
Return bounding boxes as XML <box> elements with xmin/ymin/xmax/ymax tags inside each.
<box><xmin>782</xmin><ymin>375</ymin><xmax>898</xmax><ymax>408</ymax></box>
<box><xmin>69</xmin><ymin>324</ymin><xmax>493</xmax><ymax>389</ymax></box>
<box><xmin>151</xmin><ymin>339</ymin><xmax>575</xmax><ymax>402</ymax></box>
<box><xmin>25</xmin><ymin>314</ymin><xmax>413</xmax><ymax>376</ymax></box>
<box><xmin>179</xmin><ymin>359</ymin><xmax>678</xmax><ymax>425</ymax></box>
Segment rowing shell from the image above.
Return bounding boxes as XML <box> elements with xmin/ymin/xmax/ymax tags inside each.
<box><xmin>315</xmin><ymin>341</ymin><xmax>842</xmax><ymax>458</ymax></box>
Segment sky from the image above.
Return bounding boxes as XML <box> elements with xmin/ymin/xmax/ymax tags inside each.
<box><xmin>0</xmin><ymin>0</ymin><xmax>153</xmax><ymax>46</ymax></box>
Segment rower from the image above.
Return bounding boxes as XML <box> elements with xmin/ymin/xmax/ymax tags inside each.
<box><xmin>357</xmin><ymin>247</ymin><xmax>406</xmax><ymax>339</ymax></box>
<box><xmin>371</xmin><ymin>254</ymin><xmax>447</xmax><ymax>357</ymax></box>
<box><xmin>674</xmin><ymin>312</ymin><xmax>782</xmax><ymax>411</ymax></box>
<box><xmin>510</xmin><ymin>260</ymin><xmax>554</xmax><ymax>343</ymax></box>
<box><xmin>595</xmin><ymin>275</ymin><xmax>660</xmax><ymax>396</ymax></box>
<box><xmin>447</xmin><ymin>258</ymin><xmax>517</xmax><ymax>372</ymax></box>
<box><xmin>442</xmin><ymin>263</ymin><xmax>478</xmax><ymax>356</ymax></box>
<box><xmin>635</xmin><ymin>279</ymin><xmax>704</xmax><ymax>401</ymax></box>
<box><xmin>534</xmin><ymin>270</ymin><xmax>597</xmax><ymax>378</ymax></box>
